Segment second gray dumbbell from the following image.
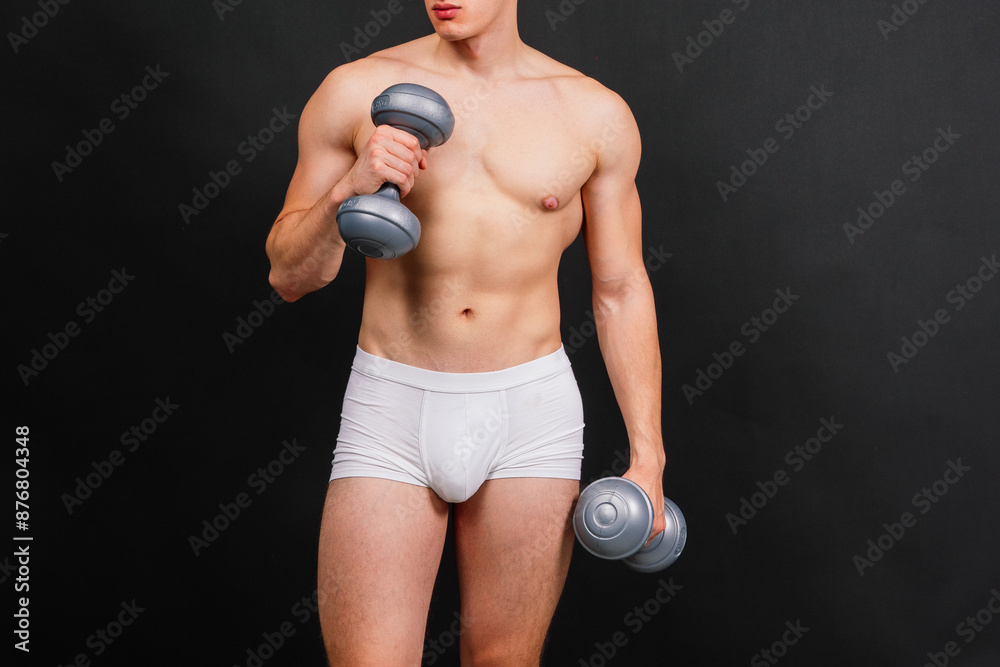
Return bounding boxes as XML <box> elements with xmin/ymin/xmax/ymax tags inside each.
<box><xmin>573</xmin><ymin>476</ymin><xmax>687</xmax><ymax>573</ymax></box>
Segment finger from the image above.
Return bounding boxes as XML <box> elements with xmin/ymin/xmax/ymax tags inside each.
<box><xmin>368</xmin><ymin>124</ymin><xmax>420</xmax><ymax>154</ymax></box>
<box><xmin>381</xmin><ymin>125</ymin><xmax>423</xmax><ymax>153</ymax></box>
<box><xmin>644</xmin><ymin>517</ymin><xmax>666</xmax><ymax>546</ymax></box>
<box><xmin>359</xmin><ymin>147</ymin><xmax>418</xmax><ymax>195</ymax></box>
<box><xmin>372</xmin><ymin>127</ymin><xmax>423</xmax><ymax>168</ymax></box>
<box><xmin>373</xmin><ymin>151</ymin><xmax>416</xmax><ymax>180</ymax></box>
<box><xmin>370</xmin><ymin>140</ymin><xmax>420</xmax><ymax>173</ymax></box>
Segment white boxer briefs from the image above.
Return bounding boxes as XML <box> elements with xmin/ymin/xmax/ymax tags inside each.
<box><xmin>329</xmin><ymin>345</ymin><xmax>585</xmax><ymax>503</ymax></box>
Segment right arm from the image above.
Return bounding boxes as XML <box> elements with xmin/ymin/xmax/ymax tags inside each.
<box><xmin>265</xmin><ymin>63</ymin><xmax>426</xmax><ymax>302</ymax></box>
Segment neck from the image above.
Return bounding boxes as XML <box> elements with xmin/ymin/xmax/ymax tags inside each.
<box><xmin>431</xmin><ymin>6</ymin><xmax>525</xmax><ymax>77</ymax></box>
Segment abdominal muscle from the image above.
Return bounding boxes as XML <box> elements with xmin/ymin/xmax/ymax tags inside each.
<box><xmin>356</xmin><ymin>187</ymin><xmax>582</xmax><ymax>373</ymax></box>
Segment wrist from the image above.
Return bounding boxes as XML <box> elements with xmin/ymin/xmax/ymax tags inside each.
<box><xmin>320</xmin><ymin>181</ymin><xmax>355</xmax><ymax>248</ymax></box>
<box><xmin>325</xmin><ymin>178</ymin><xmax>356</xmax><ymax>216</ymax></box>
<box><xmin>629</xmin><ymin>439</ymin><xmax>666</xmax><ymax>471</ymax></box>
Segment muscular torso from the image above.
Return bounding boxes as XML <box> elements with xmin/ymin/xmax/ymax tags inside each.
<box><xmin>346</xmin><ymin>38</ymin><xmax>601</xmax><ymax>371</ymax></box>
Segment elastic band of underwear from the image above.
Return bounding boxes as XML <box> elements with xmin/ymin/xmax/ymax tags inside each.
<box><xmin>351</xmin><ymin>344</ymin><xmax>571</xmax><ymax>393</ymax></box>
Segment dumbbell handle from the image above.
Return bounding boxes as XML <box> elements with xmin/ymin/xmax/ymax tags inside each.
<box><xmin>374</xmin><ymin>182</ymin><xmax>401</xmax><ymax>200</ymax></box>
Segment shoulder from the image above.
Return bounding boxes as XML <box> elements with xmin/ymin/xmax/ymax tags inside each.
<box><xmin>527</xmin><ymin>50</ymin><xmax>634</xmax><ymax>115</ymax></box>
<box><xmin>323</xmin><ymin>35</ymin><xmax>439</xmax><ymax>91</ymax></box>
<box><xmin>525</xmin><ymin>52</ymin><xmax>640</xmax><ymax>176</ymax></box>
<box><xmin>302</xmin><ymin>38</ymin><xmax>435</xmax><ymax>145</ymax></box>
<box><xmin>529</xmin><ymin>50</ymin><xmax>639</xmax><ymax>152</ymax></box>
<box><xmin>312</xmin><ymin>45</ymin><xmax>415</xmax><ymax>107</ymax></box>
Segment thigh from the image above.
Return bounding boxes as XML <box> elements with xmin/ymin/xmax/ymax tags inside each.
<box><xmin>453</xmin><ymin>477</ymin><xmax>579</xmax><ymax>667</ymax></box>
<box><xmin>318</xmin><ymin>477</ymin><xmax>449</xmax><ymax>666</ymax></box>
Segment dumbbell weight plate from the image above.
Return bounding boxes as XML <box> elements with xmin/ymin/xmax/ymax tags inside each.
<box><xmin>573</xmin><ymin>477</ymin><xmax>654</xmax><ymax>560</ymax></box>
<box><xmin>371</xmin><ymin>83</ymin><xmax>456</xmax><ymax>149</ymax></box>
<box><xmin>623</xmin><ymin>497</ymin><xmax>687</xmax><ymax>573</ymax></box>
<box><xmin>337</xmin><ymin>184</ymin><xmax>419</xmax><ymax>259</ymax></box>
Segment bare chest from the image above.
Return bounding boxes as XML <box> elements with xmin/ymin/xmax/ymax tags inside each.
<box><xmin>440</xmin><ymin>94</ymin><xmax>591</xmax><ymax>206</ymax></box>
<box><xmin>359</xmin><ymin>82</ymin><xmax>595</xmax><ymax>214</ymax></box>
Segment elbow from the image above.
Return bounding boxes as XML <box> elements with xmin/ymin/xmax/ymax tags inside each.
<box><xmin>592</xmin><ymin>273</ymin><xmax>653</xmax><ymax>320</ymax></box>
<box><xmin>268</xmin><ymin>271</ymin><xmax>303</xmax><ymax>303</ymax></box>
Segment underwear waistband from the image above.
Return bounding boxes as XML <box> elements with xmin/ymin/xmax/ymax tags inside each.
<box><xmin>350</xmin><ymin>344</ymin><xmax>571</xmax><ymax>393</ymax></box>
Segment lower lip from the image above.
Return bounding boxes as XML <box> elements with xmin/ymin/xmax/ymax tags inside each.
<box><xmin>434</xmin><ymin>8</ymin><xmax>458</xmax><ymax>19</ymax></box>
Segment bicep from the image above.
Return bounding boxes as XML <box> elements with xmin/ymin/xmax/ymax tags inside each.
<box><xmin>275</xmin><ymin>70</ymin><xmax>361</xmax><ymax>222</ymax></box>
<box><xmin>581</xmin><ymin>97</ymin><xmax>644</xmax><ymax>287</ymax></box>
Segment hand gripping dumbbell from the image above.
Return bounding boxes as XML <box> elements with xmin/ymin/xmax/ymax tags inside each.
<box><xmin>573</xmin><ymin>476</ymin><xmax>687</xmax><ymax>573</ymax></box>
<box><xmin>336</xmin><ymin>83</ymin><xmax>455</xmax><ymax>259</ymax></box>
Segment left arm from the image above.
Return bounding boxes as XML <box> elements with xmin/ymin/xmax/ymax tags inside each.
<box><xmin>580</xmin><ymin>90</ymin><xmax>667</xmax><ymax>542</ymax></box>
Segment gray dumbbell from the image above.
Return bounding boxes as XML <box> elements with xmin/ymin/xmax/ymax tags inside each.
<box><xmin>336</xmin><ymin>83</ymin><xmax>455</xmax><ymax>259</ymax></box>
<box><xmin>573</xmin><ymin>476</ymin><xmax>687</xmax><ymax>573</ymax></box>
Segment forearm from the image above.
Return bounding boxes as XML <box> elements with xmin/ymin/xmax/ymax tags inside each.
<box><xmin>593</xmin><ymin>277</ymin><xmax>665</xmax><ymax>469</ymax></box>
<box><xmin>266</xmin><ymin>180</ymin><xmax>352</xmax><ymax>302</ymax></box>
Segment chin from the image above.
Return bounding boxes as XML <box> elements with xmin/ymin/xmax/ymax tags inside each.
<box><xmin>435</xmin><ymin>28</ymin><xmax>467</xmax><ymax>41</ymax></box>
<box><xmin>433</xmin><ymin>24</ymin><xmax>471</xmax><ymax>41</ymax></box>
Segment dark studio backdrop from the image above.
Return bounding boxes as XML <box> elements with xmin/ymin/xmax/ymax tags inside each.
<box><xmin>4</xmin><ymin>0</ymin><xmax>999</xmax><ymax>665</ymax></box>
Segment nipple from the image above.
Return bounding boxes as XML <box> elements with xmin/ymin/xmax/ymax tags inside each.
<box><xmin>542</xmin><ymin>195</ymin><xmax>559</xmax><ymax>210</ymax></box>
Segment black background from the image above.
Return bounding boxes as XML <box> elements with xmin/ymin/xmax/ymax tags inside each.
<box><xmin>5</xmin><ymin>0</ymin><xmax>999</xmax><ymax>665</ymax></box>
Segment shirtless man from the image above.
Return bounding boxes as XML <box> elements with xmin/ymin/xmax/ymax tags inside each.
<box><xmin>265</xmin><ymin>1</ymin><xmax>665</xmax><ymax>664</ymax></box>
